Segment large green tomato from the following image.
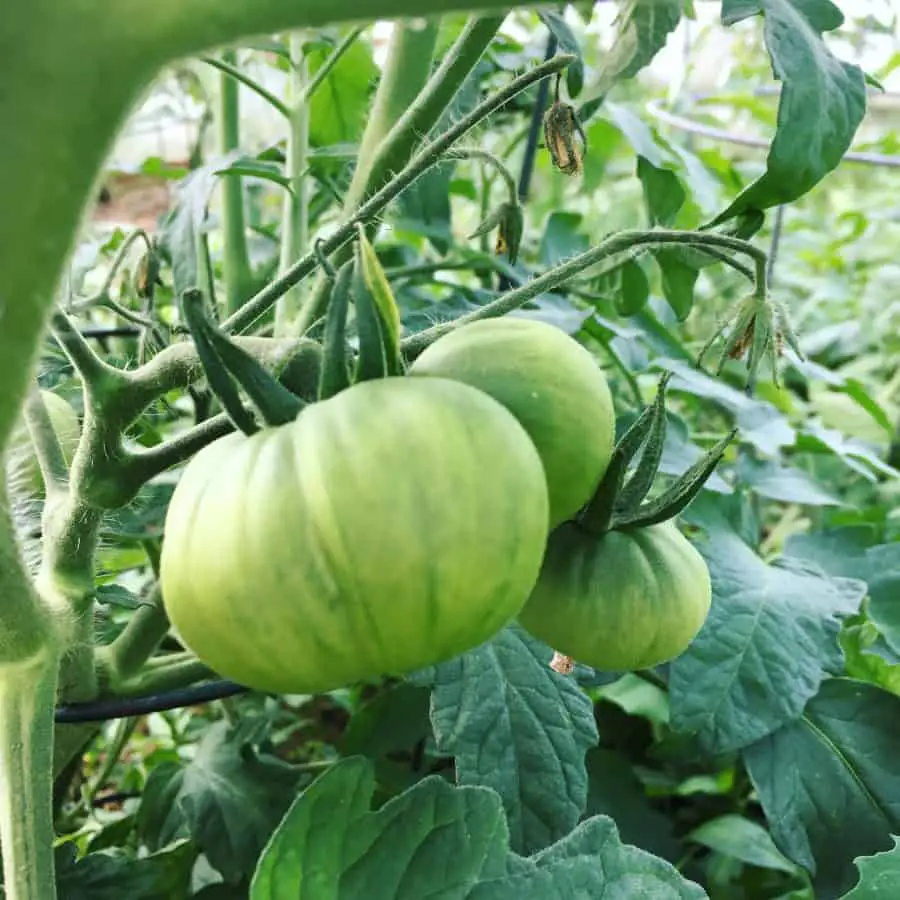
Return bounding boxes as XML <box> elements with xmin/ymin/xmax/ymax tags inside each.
<box><xmin>6</xmin><ymin>390</ymin><xmax>81</xmax><ymax>497</ymax></box>
<box><xmin>518</xmin><ymin>521</ymin><xmax>711</xmax><ymax>671</ymax></box>
<box><xmin>408</xmin><ymin>317</ymin><xmax>615</xmax><ymax>528</ymax></box>
<box><xmin>160</xmin><ymin>376</ymin><xmax>550</xmax><ymax>695</ymax></box>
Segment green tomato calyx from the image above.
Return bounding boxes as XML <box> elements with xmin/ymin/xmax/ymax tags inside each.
<box><xmin>579</xmin><ymin>371</ymin><xmax>736</xmax><ymax>535</ymax></box>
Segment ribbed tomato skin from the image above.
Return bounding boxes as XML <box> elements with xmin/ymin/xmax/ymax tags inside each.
<box><xmin>160</xmin><ymin>376</ymin><xmax>550</xmax><ymax>694</ymax></box>
<box><xmin>518</xmin><ymin>521</ymin><xmax>711</xmax><ymax>670</ymax></box>
<box><xmin>409</xmin><ymin>317</ymin><xmax>615</xmax><ymax>528</ymax></box>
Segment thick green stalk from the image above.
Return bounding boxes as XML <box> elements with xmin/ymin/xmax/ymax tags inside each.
<box><xmin>98</xmin><ymin>586</ymin><xmax>170</xmax><ymax>689</ymax></box>
<box><xmin>353</xmin><ymin>15</ymin><xmax>505</xmax><ymax>209</ymax></box>
<box><xmin>295</xmin><ymin>14</ymin><xmax>503</xmax><ymax>333</ymax></box>
<box><xmin>22</xmin><ymin>384</ymin><xmax>70</xmax><ymax>497</ymax></box>
<box><xmin>0</xmin><ymin>652</ymin><xmax>59</xmax><ymax>900</ymax></box>
<box><xmin>345</xmin><ymin>20</ymin><xmax>439</xmax><ymax>212</ymax></box>
<box><xmin>219</xmin><ymin>49</ymin><xmax>255</xmax><ymax>314</ymax></box>
<box><xmin>0</xmin><ymin>480</ymin><xmax>60</xmax><ymax>900</ymax></box>
<box><xmin>274</xmin><ymin>32</ymin><xmax>312</xmax><ymax>335</ymax></box>
<box><xmin>290</xmin><ymin>18</ymin><xmax>440</xmax><ymax>335</ymax></box>
<box><xmin>116</xmin><ymin>656</ymin><xmax>216</xmax><ymax>697</ymax></box>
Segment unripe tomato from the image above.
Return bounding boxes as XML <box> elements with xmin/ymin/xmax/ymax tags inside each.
<box><xmin>6</xmin><ymin>390</ymin><xmax>81</xmax><ymax>496</ymax></box>
<box><xmin>160</xmin><ymin>376</ymin><xmax>550</xmax><ymax>695</ymax></box>
<box><xmin>409</xmin><ymin>317</ymin><xmax>615</xmax><ymax>528</ymax></box>
<box><xmin>518</xmin><ymin>521</ymin><xmax>711</xmax><ymax>671</ymax></box>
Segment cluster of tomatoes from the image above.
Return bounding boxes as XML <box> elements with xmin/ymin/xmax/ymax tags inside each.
<box><xmin>159</xmin><ymin>317</ymin><xmax>712</xmax><ymax>694</ymax></box>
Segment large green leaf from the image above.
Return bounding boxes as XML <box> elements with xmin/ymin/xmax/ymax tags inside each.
<box><xmin>736</xmin><ymin>455</ymin><xmax>843</xmax><ymax>506</ymax></box>
<box><xmin>157</xmin><ymin>163</ymin><xmax>221</xmax><ymax>297</ymax></box>
<box><xmin>686</xmin><ymin>814</ymin><xmax>797</xmax><ymax>874</ymax></box>
<box><xmin>784</xmin><ymin>528</ymin><xmax>900</xmax><ymax>656</ymax></box>
<box><xmin>711</xmin><ymin>0</ymin><xmax>866</xmax><ymax>224</ymax></box>
<box><xmin>136</xmin><ymin>719</ymin><xmax>300</xmax><ymax>884</ymax></box>
<box><xmin>308</xmin><ymin>38</ymin><xmax>377</xmax><ymax>147</ymax></box>
<box><xmin>841</xmin><ymin>836</ymin><xmax>900</xmax><ymax>899</ymax></box>
<box><xmin>669</xmin><ymin>521</ymin><xmax>866</xmax><ymax>753</ymax></box>
<box><xmin>744</xmin><ymin>679</ymin><xmax>900</xmax><ymax>899</ymax></box>
<box><xmin>537</xmin><ymin>10</ymin><xmax>584</xmax><ymax>97</ymax></box>
<box><xmin>250</xmin><ymin>756</ymin><xmax>707</xmax><ymax>899</ymax></box>
<box><xmin>417</xmin><ymin>624</ymin><xmax>598</xmax><ymax>855</ymax></box>
<box><xmin>56</xmin><ymin>841</ymin><xmax>195</xmax><ymax>900</ymax></box>
<box><xmin>595</xmin><ymin>0</ymin><xmax>682</xmax><ymax>94</ymax></box>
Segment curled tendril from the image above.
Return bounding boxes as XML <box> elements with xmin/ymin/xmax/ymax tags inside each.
<box><xmin>697</xmin><ymin>292</ymin><xmax>804</xmax><ymax>390</ymax></box>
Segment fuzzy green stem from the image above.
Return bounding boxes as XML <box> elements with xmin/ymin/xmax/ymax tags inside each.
<box><xmin>129</xmin><ymin>413</ymin><xmax>235</xmax><ymax>483</ymax></box>
<box><xmin>351</xmin><ymin>14</ymin><xmax>505</xmax><ymax>212</ymax></box>
<box><xmin>22</xmin><ymin>383</ymin><xmax>70</xmax><ymax>497</ymax></box>
<box><xmin>274</xmin><ymin>32</ymin><xmax>312</xmax><ymax>335</ymax></box>
<box><xmin>116</xmin><ymin>656</ymin><xmax>217</xmax><ymax>696</ymax></box>
<box><xmin>67</xmin><ymin>228</ymin><xmax>152</xmax><ymax>313</ymax></box>
<box><xmin>446</xmin><ymin>147</ymin><xmax>518</xmax><ymax>203</ymax></box>
<box><xmin>345</xmin><ymin>20</ymin><xmax>439</xmax><ymax>213</ymax></box>
<box><xmin>219</xmin><ymin>49</ymin><xmax>255</xmax><ymax>314</ymax></box>
<box><xmin>0</xmin><ymin>652</ymin><xmax>60</xmax><ymax>900</ymax></box>
<box><xmin>291</xmin><ymin>18</ymin><xmax>441</xmax><ymax>333</ymax></box>
<box><xmin>401</xmin><ymin>230</ymin><xmax>768</xmax><ymax>360</ymax></box>
<box><xmin>49</xmin><ymin>312</ymin><xmax>127</xmax><ymax>399</ymax></box>
<box><xmin>294</xmin><ymin>14</ymin><xmax>504</xmax><ymax>334</ymax></box>
<box><xmin>100</xmin><ymin>586</ymin><xmax>169</xmax><ymax>684</ymax></box>
<box><xmin>224</xmin><ymin>53</ymin><xmax>576</xmax><ymax>336</ymax></box>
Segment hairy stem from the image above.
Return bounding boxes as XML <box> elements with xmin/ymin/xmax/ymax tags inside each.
<box><xmin>344</xmin><ymin>20</ymin><xmax>439</xmax><ymax>213</ymax></box>
<box><xmin>295</xmin><ymin>14</ymin><xmax>504</xmax><ymax>333</ymax></box>
<box><xmin>100</xmin><ymin>585</ymin><xmax>169</xmax><ymax>686</ymax></box>
<box><xmin>401</xmin><ymin>230</ymin><xmax>768</xmax><ymax>359</ymax></box>
<box><xmin>446</xmin><ymin>147</ymin><xmax>518</xmax><ymax>203</ymax></box>
<box><xmin>22</xmin><ymin>383</ymin><xmax>70</xmax><ymax>496</ymax></box>
<box><xmin>116</xmin><ymin>656</ymin><xmax>217</xmax><ymax>697</ymax></box>
<box><xmin>0</xmin><ymin>652</ymin><xmax>60</xmax><ymax>900</ymax></box>
<box><xmin>225</xmin><ymin>53</ymin><xmax>575</xmax><ymax>336</ymax></box>
<box><xmin>218</xmin><ymin>49</ymin><xmax>255</xmax><ymax>314</ymax></box>
<box><xmin>275</xmin><ymin>32</ymin><xmax>312</xmax><ymax>335</ymax></box>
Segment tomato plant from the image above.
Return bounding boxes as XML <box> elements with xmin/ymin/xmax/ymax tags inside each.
<box><xmin>1</xmin><ymin>3</ymin><xmax>898</xmax><ymax>900</ymax></box>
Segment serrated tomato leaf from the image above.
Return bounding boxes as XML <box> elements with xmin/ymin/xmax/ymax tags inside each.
<box><xmin>669</xmin><ymin>524</ymin><xmax>866</xmax><ymax>753</ymax></box>
<box><xmin>56</xmin><ymin>840</ymin><xmax>196</xmax><ymax>900</ymax></box>
<box><xmin>250</xmin><ymin>756</ymin><xmax>706</xmax><ymax>899</ymax></box>
<box><xmin>711</xmin><ymin>0</ymin><xmax>866</xmax><ymax>225</ymax></box>
<box><xmin>841</xmin><ymin>835</ymin><xmax>900</xmax><ymax>899</ymax></box>
<box><xmin>744</xmin><ymin>679</ymin><xmax>900</xmax><ymax>899</ymax></box>
<box><xmin>783</xmin><ymin>528</ymin><xmax>900</xmax><ymax>657</ymax></box>
<box><xmin>136</xmin><ymin>719</ymin><xmax>300</xmax><ymax>884</ymax></box>
<box><xmin>417</xmin><ymin>624</ymin><xmax>598</xmax><ymax>855</ymax></box>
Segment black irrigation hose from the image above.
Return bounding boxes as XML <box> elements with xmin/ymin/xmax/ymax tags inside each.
<box><xmin>80</xmin><ymin>325</ymin><xmax>142</xmax><ymax>339</ymax></box>
<box><xmin>54</xmin><ymin>679</ymin><xmax>249</xmax><ymax>724</ymax></box>
<box><xmin>517</xmin><ymin>32</ymin><xmax>558</xmax><ymax>204</ymax></box>
<box><xmin>496</xmin><ymin>31</ymin><xmax>558</xmax><ymax>294</ymax></box>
